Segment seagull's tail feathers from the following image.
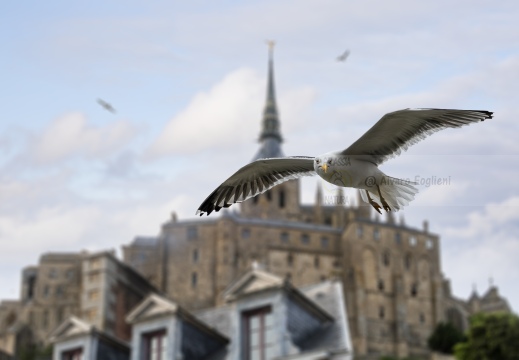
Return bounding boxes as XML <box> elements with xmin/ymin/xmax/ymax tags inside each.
<box><xmin>364</xmin><ymin>176</ymin><xmax>418</xmax><ymax>211</ymax></box>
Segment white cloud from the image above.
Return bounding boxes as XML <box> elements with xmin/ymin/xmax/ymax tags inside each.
<box><xmin>441</xmin><ymin>196</ymin><xmax>519</xmax><ymax>310</ymax></box>
<box><xmin>445</xmin><ymin>196</ymin><xmax>519</xmax><ymax>239</ymax></box>
<box><xmin>148</xmin><ymin>68</ymin><xmax>317</xmax><ymax>157</ymax></box>
<box><xmin>31</xmin><ymin>113</ymin><xmax>136</xmax><ymax>163</ymax></box>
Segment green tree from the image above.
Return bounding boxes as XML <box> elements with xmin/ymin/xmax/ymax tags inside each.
<box><xmin>454</xmin><ymin>312</ymin><xmax>519</xmax><ymax>360</ymax></box>
<box><xmin>427</xmin><ymin>321</ymin><xmax>465</xmax><ymax>354</ymax></box>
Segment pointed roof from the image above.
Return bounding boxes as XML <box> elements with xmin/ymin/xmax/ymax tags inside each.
<box><xmin>126</xmin><ymin>293</ymin><xmax>178</xmax><ymax>324</ymax></box>
<box><xmin>224</xmin><ymin>268</ymin><xmax>284</xmax><ymax>301</ymax></box>
<box><xmin>48</xmin><ymin>316</ymin><xmax>93</xmax><ymax>343</ymax></box>
<box><xmin>126</xmin><ymin>293</ymin><xmax>229</xmax><ymax>344</ymax></box>
<box><xmin>223</xmin><ymin>268</ymin><xmax>333</xmax><ymax>322</ymax></box>
<box><xmin>253</xmin><ymin>41</ymin><xmax>284</xmax><ymax>161</ymax></box>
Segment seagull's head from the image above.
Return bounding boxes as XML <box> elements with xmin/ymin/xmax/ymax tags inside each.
<box><xmin>314</xmin><ymin>156</ymin><xmax>334</xmax><ymax>175</ymax></box>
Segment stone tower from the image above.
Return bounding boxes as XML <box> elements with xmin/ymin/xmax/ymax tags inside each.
<box><xmin>241</xmin><ymin>42</ymin><xmax>301</xmax><ymax>221</ymax></box>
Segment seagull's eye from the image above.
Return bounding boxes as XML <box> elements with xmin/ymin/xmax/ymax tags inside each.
<box><xmin>316</xmin><ymin>159</ymin><xmax>320</xmax><ymax>164</ymax></box>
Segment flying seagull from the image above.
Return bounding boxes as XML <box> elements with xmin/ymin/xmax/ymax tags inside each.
<box><xmin>336</xmin><ymin>50</ymin><xmax>350</xmax><ymax>62</ymax></box>
<box><xmin>97</xmin><ymin>98</ymin><xmax>116</xmax><ymax>113</ymax></box>
<box><xmin>196</xmin><ymin>108</ymin><xmax>492</xmax><ymax>216</ymax></box>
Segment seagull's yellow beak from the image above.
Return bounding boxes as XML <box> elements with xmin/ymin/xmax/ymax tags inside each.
<box><xmin>321</xmin><ymin>163</ymin><xmax>328</xmax><ymax>173</ymax></box>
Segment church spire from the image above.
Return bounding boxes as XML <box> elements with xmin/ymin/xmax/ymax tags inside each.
<box><xmin>253</xmin><ymin>41</ymin><xmax>284</xmax><ymax>161</ymax></box>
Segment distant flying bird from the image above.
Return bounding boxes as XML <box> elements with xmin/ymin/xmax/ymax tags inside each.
<box><xmin>197</xmin><ymin>108</ymin><xmax>492</xmax><ymax>216</ymax></box>
<box><xmin>336</xmin><ymin>49</ymin><xmax>350</xmax><ymax>62</ymax></box>
<box><xmin>97</xmin><ymin>98</ymin><xmax>116</xmax><ymax>113</ymax></box>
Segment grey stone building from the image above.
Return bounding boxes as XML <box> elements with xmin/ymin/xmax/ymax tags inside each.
<box><xmin>121</xmin><ymin>47</ymin><xmax>512</xmax><ymax>359</ymax></box>
<box><xmin>50</xmin><ymin>267</ymin><xmax>352</xmax><ymax>360</ymax></box>
<box><xmin>0</xmin><ymin>45</ymin><xmax>513</xmax><ymax>360</ymax></box>
<box><xmin>0</xmin><ymin>251</ymin><xmax>156</xmax><ymax>357</ymax></box>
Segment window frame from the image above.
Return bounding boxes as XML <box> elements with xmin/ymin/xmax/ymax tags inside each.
<box><xmin>62</xmin><ymin>347</ymin><xmax>83</xmax><ymax>360</ymax></box>
<box><xmin>241</xmin><ymin>306</ymin><xmax>273</xmax><ymax>360</ymax></box>
<box><xmin>142</xmin><ymin>329</ymin><xmax>167</xmax><ymax>360</ymax></box>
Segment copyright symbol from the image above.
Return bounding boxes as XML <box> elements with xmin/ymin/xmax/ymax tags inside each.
<box><xmin>365</xmin><ymin>176</ymin><xmax>375</xmax><ymax>187</ymax></box>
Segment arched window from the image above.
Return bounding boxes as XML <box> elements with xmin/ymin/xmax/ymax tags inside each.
<box><xmin>314</xmin><ymin>256</ymin><xmax>320</xmax><ymax>269</ymax></box>
<box><xmin>287</xmin><ymin>253</ymin><xmax>293</xmax><ymax>267</ymax></box>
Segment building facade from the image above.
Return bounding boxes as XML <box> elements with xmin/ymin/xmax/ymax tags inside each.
<box><xmin>0</xmin><ymin>251</ymin><xmax>157</xmax><ymax>357</ymax></box>
<box><xmin>121</xmin><ymin>47</ymin><xmax>511</xmax><ymax>359</ymax></box>
<box><xmin>0</xmin><ymin>46</ymin><xmax>512</xmax><ymax>359</ymax></box>
<box><xmin>50</xmin><ymin>267</ymin><xmax>352</xmax><ymax>360</ymax></box>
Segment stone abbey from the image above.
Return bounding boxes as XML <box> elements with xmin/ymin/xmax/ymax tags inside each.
<box><xmin>0</xmin><ymin>46</ymin><xmax>510</xmax><ymax>359</ymax></box>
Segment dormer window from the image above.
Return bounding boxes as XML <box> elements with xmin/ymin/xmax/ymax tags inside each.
<box><xmin>142</xmin><ymin>329</ymin><xmax>167</xmax><ymax>360</ymax></box>
<box><xmin>62</xmin><ymin>348</ymin><xmax>83</xmax><ymax>360</ymax></box>
<box><xmin>242</xmin><ymin>306</ymin><xmax>274</xmax><ymax>360</ymax></box>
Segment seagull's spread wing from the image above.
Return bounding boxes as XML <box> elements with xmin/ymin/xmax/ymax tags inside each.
<box><xmin>197</xmin><ymin>157</ymin><xmax>315</xmax><ymax>216</ymax></box>
<box><xmin>341</xmin><ymin>108</ymin><xmax>493</xmax><ymax>165</ymax></box>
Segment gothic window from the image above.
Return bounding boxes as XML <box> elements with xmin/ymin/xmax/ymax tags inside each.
<box><xmin>324</xmin><ymin>216</ymin><xmax>332</xmax><ymax>225</ymax></box>
<box><xmin>426</xmin><ymin>238</ymin><xmax>434</xmax><ymax>249</ymax></box>
<box><xmin>314</xmin><ymin>256</ymin><xmax>320</xmax><ymax>269</ymax></box>
<box><xmin>411</xmin><ymin>283</ymin><xmax>418</xmax><ymax>297</ymax></box>
<box><xmin>373</xmin><ymin>228</ymin><xmax>380</xmax><ymax>241</ymax></box>
<box><xmin>280</xmin><ymin>232</ymin><xmax>289</xmax><ymax>243</ymax></box>
<box><xmin>27</xmin><ymin>275</ymin><xmax>36</xmax><ymax>300</ymax></box>
<box><xmin>242</xmin><ymin>306</ymin><xmax>275</xmax><ymax>360</ymax></box>
<box><xmin>378</xmin><ymin>279</ymin><xmax>385</xmax><ymax>291</ymax></box>
<box><xmin>379</xmin><ymin>306</ymin><xmax>385</xmax><ymax>319</ymax></box>
<box><xmin>419</xmin><ymin>313</ymin><xmax>425</xmax><ymax>324</ymax></box>
<box><xmin>301</xmin><ymin>234</ymin><xmax>310</xmax><ymax>245</ymax></box>
<box><xmin>187</xmin><ymin>227</ymin><xmax>197</xmax><ymax>240</ymax></box>
<box><xmin>193</xmin><ymin>249</ymin><xmax>199</xmax><ymax>264</ymax></box>
<box><xmin>409</xmin><ymin>236</ymin><xmax>417</xmax><ymax>246</ymax></box>
<box><xmin>279</xmin><ymin>190</ymin><xmax>285</xmax><ymax>208</ymax></box>
<box><xmin>320</xmin><ymin>236</ymin><xmax>329</xmax><ymax>248</ymax></box>
<box><xmin>382</xmin><ymin>251</ymin><xmax>390</xmax><ymax>267</ymax></box>
<box><xmin>142</xmin><ymin>329</ymin><xmax>167</xmax><ymax>360</ymax></box>
<box><xmin>242</xmin><ymin>229</ymin><xmax>251</xmax><ymax>239</ymax></box>
<box><xmin>191</xmin><ymin>272</ymin><xmax>198</xmax><ymax>288</ymax></box>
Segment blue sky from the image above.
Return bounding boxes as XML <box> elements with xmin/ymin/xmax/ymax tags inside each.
<box><xmin>1</xmin><ymin>0</ymin><xmax>519</xmax><ymax>312</ymax></box>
